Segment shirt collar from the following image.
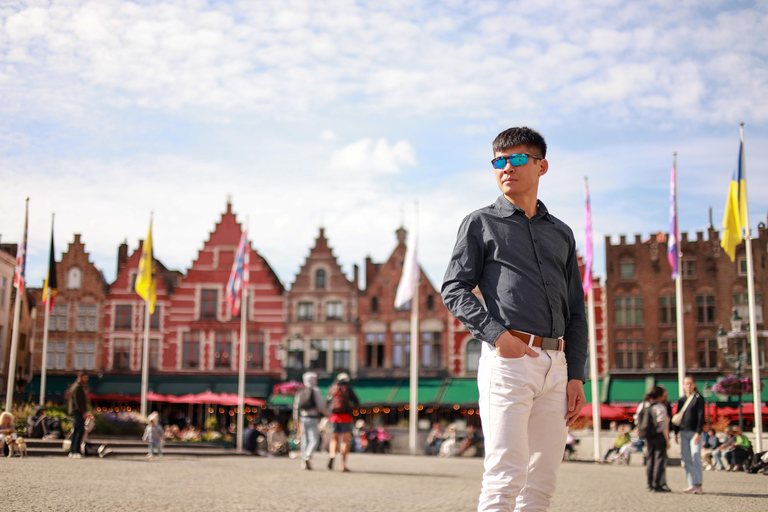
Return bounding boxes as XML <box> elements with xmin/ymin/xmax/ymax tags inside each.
<box><xmin>494</xmin><ymin>195</ymin><xmax>553</xmax><ymax>222</ymax></box>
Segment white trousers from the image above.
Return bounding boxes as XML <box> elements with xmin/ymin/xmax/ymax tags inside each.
<box><xmin>477</xmin><ymin>342</ymin><xmax>569</xmax><ymax>512</ymax></box>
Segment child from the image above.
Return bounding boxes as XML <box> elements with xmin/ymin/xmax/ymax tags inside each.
<box><xmin>143</xmin><ymin>412</ymin><xmax>164</xmax><ymax>458</ymax></box>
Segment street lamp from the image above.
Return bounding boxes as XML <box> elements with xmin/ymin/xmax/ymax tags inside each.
<box><xmin>716</xmin><ymin>313</ymin><xmax>750</xmax><ymax>430</ymax></box>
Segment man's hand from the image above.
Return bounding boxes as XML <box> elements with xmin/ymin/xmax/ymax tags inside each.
<box><xmin>565</xmin><ymin>379</ymin><xmax>585</xmax><ymax>427</ymax></box>
<box><xmin>693</xmin><ymin>432</ymin><xmax>701</xmax><ymax>445</ymax></box>
<box><xmin>494</xmin><ymin>331</ymin><xmax>540</xmax><ymax>359</ymax></box>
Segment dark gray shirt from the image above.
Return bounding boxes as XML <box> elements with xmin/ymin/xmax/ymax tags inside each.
<box><xmin>441</xmin><ymin>195</ymin><xmax>588</xmax><ymax>381</ymax></box>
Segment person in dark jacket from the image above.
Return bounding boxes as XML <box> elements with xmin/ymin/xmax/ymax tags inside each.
<box><xmin>673</xmin><ymin>375</ymin><xmax>706</xmax><ymax>494</ymax></box>
<box><xmin>67</xmin><ymin>372</ymin><xmax>92</xmax><ymax>458</ymax></box>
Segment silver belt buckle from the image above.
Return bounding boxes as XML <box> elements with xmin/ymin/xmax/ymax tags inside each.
<box><xmin>541</xmin><ymin>337</ymin><xmax>561</xmax><ymax>351</ymax></box>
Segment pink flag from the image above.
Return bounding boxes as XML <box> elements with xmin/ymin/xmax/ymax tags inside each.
<box><xmin>226</xmin><ymin>231</ymin><xmax>250</xmax><ymax>316</ymax></box>
<box><xmin>13</xmin><ymin>201</ymin><xmax>29</xmax><ymax>294</ymax></box>
<box><xmin>583</xmin><ymin>179</ymin><xmax>593</xmax><ymax>296</ymax></box>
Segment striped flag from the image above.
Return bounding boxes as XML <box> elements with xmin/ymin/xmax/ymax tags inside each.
<box><xmin>668</xmin><ymin>161</ymin><xmax>680</xmax><ymax>279</ymax></box>
<box><xmin>721</xmin><ymin>141</ymin><xmax>747</xmax><ymax>261</ymax></box>
<box><xmin>135</xmin><ymin>219</ymin><xmax>157</xmax><ymax>314</ymax></box>
<box><xmin>583</xmin><ymin>178</ymin><xmax>593</xmax><ymax>296</ymax></box>
<box><xmin>42</xmin><ymin>218</ymin><xmax>58</xmax><ymax>312</ymax></box>
<box><xmin>13</xmin><ymin>201</ymin><xmax>29</xmax><ymax>293</ymax></box>
<box><xmin>226</xmin><ymin>231</ymin><xmax>250</xmax><ymax>317</ymax></box>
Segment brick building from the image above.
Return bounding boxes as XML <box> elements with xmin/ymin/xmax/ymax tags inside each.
<box><xmin>604</xmin><ymin>220</ymin><xmax>768</xmax><ymax>402</ymax></box>
<box><xmin>283</xmin><ymin>228</ymin><xmax>359</xmax><ymax>380</ymax></box>
<box><xmin>27</xmin><ymin>234</ymin><xmax>108</xmax><ymax>398</ymax></box>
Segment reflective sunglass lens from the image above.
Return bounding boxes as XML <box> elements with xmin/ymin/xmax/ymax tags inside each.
<box><xmin>492</xmin><ymin>158</ymin><xmax>506</xmax><ymax>169</ymax></box>
<box><xmin>511</xmin><ymin>154</ymin><xmax>528</xmax><ymax>166</ymax></box>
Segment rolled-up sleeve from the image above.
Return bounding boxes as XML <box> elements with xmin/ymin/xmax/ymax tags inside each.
<box><xmin>441</xmin><ymin>216</ymin><xmax>507</xmax><ymax>346</ymax></box>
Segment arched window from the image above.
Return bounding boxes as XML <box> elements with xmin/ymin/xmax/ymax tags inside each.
<box><xmin>315</xmin><ymin>269</ymin><xmax>326</xmax><ymax>289</ymax></box>
<box><xmin>67</xmin><ymin>267</ymin><xmax>82</xmax><ymax>290</ymax></box>
<box><xmin>466</xmin><ymin>339</ymin><xmax>482</xmax><ymax>373</ymax></box>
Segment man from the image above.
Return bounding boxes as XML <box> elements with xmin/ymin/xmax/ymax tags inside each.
<box><xmin>67</xmin><ymin>371</ymin><xmax>92</xmax><ymax>459</ymax></box>
<box><xmin>636</xmin><ymin>386</ymin><xmax>671</xmax><ymax>492</ymax></box>
<box><xmin>442</xmin><ymin>126</ymin><xmax>587</xmax><ymax>511</ymax></box>
<box><xmin>293</xmin><ymin>371</ymin><xmax>327</xmax><ymax>469</ymax></box>
<box><xmin>326</xmin><ymin>372</ymin><xmax>359</xmax><ymax>472</ymax></box>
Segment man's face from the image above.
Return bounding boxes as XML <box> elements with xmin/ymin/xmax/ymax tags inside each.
<box><xmin>79</xmin><ymin>375</ymin><xmax>89</xmax><ymax>385</ymax></box>
<box><xmin>683</xmin><ymin>377</ymin><xmax>695</xmax><ymax>396</ymax></box>
<box><xmin>494</xmin><ymin>145</ymin><xmax>547</xmax><ymax>201</ymax></box>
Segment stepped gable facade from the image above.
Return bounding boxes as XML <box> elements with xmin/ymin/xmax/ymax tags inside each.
<box><xmin>283</xmin><ymin>227</ymin><xmax>360</xmax><ymax>379</ymax></box>
<box><xmin>29</xmin><ymin>234</ymin><xmax>108</xmax><ymax>376</ymax></box>
<box><xmin>102</xmin><ymin>239</ymin><xmax>180</xmax><ymax>373</ymax></box>
<box><xmin>605</xmin><ymin>219</ymin><xmax>768</xmax><ymax>378</ymax></box>
<box><xmin>164</xmin><ymin>201</ymin><xmax>285</xmax><ymax>376</ymax></box>
<box><xmin>358</xmin><ymin>227</ymin><xmax>450</xmax><ymax>378</ymax></box>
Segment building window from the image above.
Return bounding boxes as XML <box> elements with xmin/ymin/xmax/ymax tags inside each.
<box><xmin>682</xmin><ymin>259</ymin><xmax>696</xmax><ymax>279</ymax></box>
<box><xmin>48</xmin><ymin>342</ymin><xmax>67</xmax><ymax>370</ymax></box>
<box><xmin>200</xmin><ymin>289</ymin><xmax>218</xmax><ymax>319</ymax></box>
<box><xmin>297</xmin><ymin>302</ymin><xmax>314</xmax><ymax>321</ymax></box>
<box><xmin>619</xmin><ymin>261</ymin><xmax>635</xmax><ymax>280</ymax></box>
<box><xmin>696</xmin><ymin>294</ymin><xmax>716</xmax><ymax>324</ymax></box>
<box><xmin>315</xmin><ymin>269</ymin><xmax>326</xmax><ymax>289</ymax></box>
<box><xmin>214</xmin><ymin>331</ymin><xmax>232</xmax><ymax>369</ymax></box>
<box><xmin>615</xmin><ymin>296</ymin><xmax>643</xmax><ymax>326</ymax></box>
<box><xmin>182</xmin><ymin>331</ymin><xmax>201</xmax><ymax>369</ymax></box>
<box><xmin>76</xmin><ymin>304</ymin><xmax>98</xmax><ymax>332</ymax></box>
<box><xmin>659</xmin><ymin>339</ymin><xmax>678</xmax><ymax>369</ymax></box>
<box><xmin>733</xmin><ymin>338</ymin><xmax>766</xmax><ymax>369</ymax></box>
<box><xmin>67</xmin><ymin>267</ymin><xmax>82</xmax><ymax>290</ymax></box>
<box><xmin>50</xmin><ymin>303</ymin><xmax>68</xmax><ymax>331</ymax></box>
<box><xmin>466</xmin><ymin>339</ymin><xmax>482</xmax><ymax>373</ymax></box>
<box><xmin>733</xmin><ymin>292</ymin><xmax>763</xmax><ymax>323</ymax></box>
<box><xmin>371</xmin><ymin>297</ymin><xmax>379</xmax><ymax>313</ymax></box>
<box><xmin>149</xmin><ymin>339</ymin><xmax>159</xmax><ymax>370</ymax></box>
<box><xmin>287</xmin><ymin>338</ymin><xmax>305</xmax><ymax>370</ymax></box>
<box><xmin>615</xmin><ymin>339</ymin><xmax>644</xmax><ymax>370</ymax></box>
<box><xmin>659</xmin><ymin>296</ymin><xmax>676</xmax><ymax>326</ymax></box>
<box><xmin>310</xmin><ymin>339</ymin><xmax>328</xmax><ymax>370</ymax></box>
<box><xmin>393</xmin><ymin>332</ymin><xmax>410</xmax><ymax>368</ymax></box>
<box><xmin>365</xmin><ymin>333</ymin><xmax>385</xmax><ymax>368</ymax></box>
<box><xmin>421</xmin><ymin>332</ymin><xmax>442</xmax><ymax>368</ymax></box>
<box><xmin>332</xmin><ymin>339</ymin><xmax>351</xmax><ymax>371</ymax></box>
<box><xmin>696</xmin><ymin>338</ymin><xmax>718</xmax><ymax>369</ymax></box>
<box><xmin>74</xmin><ymin>342</ymin><xmax>96</xmax><ymax>370</ymax></box>
<box><xmin>114</xmin><ymin>305</ymin><xmax>132</xmax><ymax>330</ymax></box>
<box><xmin>738</xmin><ymin>257</ymin><xmax>747</xmax><ymax>276</ymax></box>
<box><xmin>247</xmin><ymin>332</ymin><xmax>265</xmax><ymax>369</ymax></box>
<box><xmin>326</xmin><ymin>301</ymin><xmax>343</xmax><ymax>321</ymax></box>
<box><xmin>113</xmin><ymin>339</ymin><xmax>131</xmax><ymax>370</ymax></box>
<box><xmin>143</xmin><ymin>305</ymin><xmax>161</xmax><ymax>330</ymax></box>
<box><xmin>427</xmin><ymin>295</ymin><xmax>435</xmax><ymax>311</ymax></box>
<box><xmin>0</xmin><ymin>277</ymin><xmax>6</xmax><ymax>308</ymax></box>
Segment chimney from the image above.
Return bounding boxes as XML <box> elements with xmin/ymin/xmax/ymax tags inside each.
<box><xmin>396</xmin><ymin>227</ymin><xmax>406</xmax><ymax>245</ymax></box>
<box><xmin>117</xmin><ymin>240</ymin><xmax>129</xmax><ymax>273</ymax></box>
<box><xmin>353</xmin><ymin>263</ymin><xmax>359</xmax><ymax>290</ymax></box>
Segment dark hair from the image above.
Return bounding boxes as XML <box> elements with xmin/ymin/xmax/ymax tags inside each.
<box><xmin>492</xmin><ymin>127</ymin><xmax>547</xmax><ymax>158</ymax></box>
<box><xmin>648</xmin><ymin>386</ymin><xmax>666</xmax><ymax>400</ymax></box>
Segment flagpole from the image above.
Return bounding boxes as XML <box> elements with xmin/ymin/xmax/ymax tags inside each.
<box><xmin>236</xmin><ymin>219</ymin><xmax>249</xmax><ymax>453</ymax></box>
<box><xmin>139</xmin><ymin>213</ymin><xmax>153</xmax><ymax>419</ymax></box>
<box><xmin>409</xmin><ymin>204</ymin><xmax>419</xmax><ymax>455</ymax></box>
<box><xmin>738</xmin><ymin>124</ymin><xmax>763</xmax><ymax>452</ymax></box>
<box><xmin>5</xmin><ymin>198</ymin><xmax>28</xmax><ymax>412</ymax></box>
<box><xmin>673</xmin><ymin>152</ymin><xmax>686</xmax><ymax>396</ymax></box>
<box><xmin>40</xmin><ymin>213</ymin><xmax>55</xmax><ymax>406</ymax></box>
<box><xmin>585</xmin><ymin>178</ymin><xmax>601</xmax><ymax>461</ymax></box>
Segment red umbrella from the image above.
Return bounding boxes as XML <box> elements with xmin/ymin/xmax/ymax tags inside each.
<box><xmin>579</xmin><ymin>403</ymin><xmax>631</xmax><ymax>420</ymax></box>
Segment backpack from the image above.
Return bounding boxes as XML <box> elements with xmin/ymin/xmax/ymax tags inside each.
<box><xmin>297</xmin><ymin>387</ymin><xmax>316</xmax><ymax>411</ymax></box>
<box><xmin>636</xmin><ymin>402</ymin><xmax>657</xmax><ymax>439</ymax></box>
<box><xmin>329</xmin><ymin>384</ymin><xmax>352</xmax><ymax>414</ymax></box>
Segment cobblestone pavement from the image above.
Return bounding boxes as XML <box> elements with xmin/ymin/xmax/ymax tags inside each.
<box><xmin>5</xmin><ymin>454</ymin><xmax>767</xmax><ymax>511</ymax></box>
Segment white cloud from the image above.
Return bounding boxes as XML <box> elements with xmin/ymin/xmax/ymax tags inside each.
<box><xmin>330</xmin><ymin>138</ymin><xmax>417</xmax><ymax>174</ymax></box>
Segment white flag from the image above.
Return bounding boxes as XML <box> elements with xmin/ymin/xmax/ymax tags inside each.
<box><xmin>394</xmin><ymin>227</ymin><xmax>419</xmax><ymax>309</ymax></box>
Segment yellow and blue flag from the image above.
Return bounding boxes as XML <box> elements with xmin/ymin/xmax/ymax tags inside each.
<box><xmin>721</xmin><ymin>142</ymin><xmax>747</xmax><ymax>261</ymax></box>
<box><xmin>135</xmin><ymin>220</ymin><xmax>157</xmax><ymax>313</ymax></box>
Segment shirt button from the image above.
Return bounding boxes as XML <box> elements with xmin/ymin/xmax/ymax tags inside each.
<box><xmin>546</xmin><ymin>280</ymin><xmax>551</xmax><ymax>285</ymax></box>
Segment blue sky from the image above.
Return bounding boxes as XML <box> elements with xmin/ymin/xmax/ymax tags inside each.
<box><xmin>2</xmin><ymin>0</ymin><xmax>767</xmax><ymax>292</ymax></box>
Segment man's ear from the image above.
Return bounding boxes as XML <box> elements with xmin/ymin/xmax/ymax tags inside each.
<box><xmin>538</xmin><ymin>158</ymin><xmax>549</xmax><ymax>177</ymax></box>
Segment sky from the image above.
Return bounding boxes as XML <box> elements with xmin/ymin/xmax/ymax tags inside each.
<box><xmin>1</xmin><ymin>0</ymin><xmax>767</xmax><ymax>293</ymax></box>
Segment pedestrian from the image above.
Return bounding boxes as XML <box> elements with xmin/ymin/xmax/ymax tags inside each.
<box><xmin>672</xmin><ymin>375</ymin><xmax>705</xmax><ymax>494</ymax></box>
<box><xmin>326</xmin><ymin>372</ymin><xmax>359</xmax><ymax>472</ymax></box>
<box><xmin>66</xmin><ymin>371</ymin><xmax>92</xmax><ymax>459</ymax></box>
<box><xmin>635</xmin><ymin>386</ymin><xmax>671</xmax><ymax>492</ymax></box>
<box><xmin>442</xmin><ymin>126</ymin><xmax>588</xmax><ymax>511</ymax></box>
<box><xmin>293</xmin><ymin>371</ymin><xmax>328</xmax><ymax>470</ymax></box>
<box><xmin>425</xmin><ymin>422</ymin><xmax>443</xmax><ymax>456</ymax></box>
<box><xmin>143</xmin><ymin>412</ymin><xmax>164</xmax><ymax>458</ymax></box>
<box><xmin>0</xmin><ymin>412</ymin><xmax>17</xmax><ymax>456</ymax></box>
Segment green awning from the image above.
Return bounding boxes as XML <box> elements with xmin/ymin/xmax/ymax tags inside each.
<box><xmin>441</xmin><ymin>379</ymin><xmax>478</xmax><ymax>406</ymax></box>
<box><xmin>351</xmin><ymin>379</ymin><xmax>401</xmax><ymax>404</ymax></box>
<box><xmin>607</xmin><ymin>379</ymin><xmax>647</xmax><ymax>404</ymax></box>
<box><xmin>582</xmin><ymin>379</ymin><xmax>606</xmax><ymax>404</ymax></box>
<box><xmin>391</xmin><ymin>379</ymin><xmax>445</xmax><ymax>405</ymax></box>
<box><xmin>24</xmin><ymin>375</ymin><xmax>74</xmax><ymax>396</ymax></box>
<box><xmin>655</xmin><ymin>379</ymin><xmax>679</xmax><ymax>401</ymax></box>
